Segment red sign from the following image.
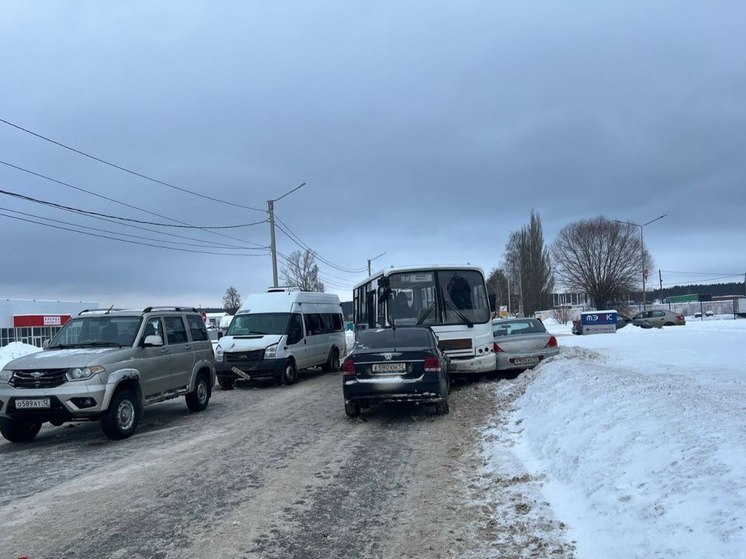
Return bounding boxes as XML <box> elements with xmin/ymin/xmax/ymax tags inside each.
<box><xmin>13</xmin><ymin>315</ymin><xmax>71</xmax><ymax>328</ymax></box>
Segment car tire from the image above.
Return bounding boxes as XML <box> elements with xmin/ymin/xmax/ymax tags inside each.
<box><xmin>0</xmin><ymin>417</ymin><xmax>42</xmax><ymax>442</ymax></box>
<box><xmin>434</xmin><ymin>399</ymin><xmax>449</xmax><ymax>416</ymax></box>
<box><xmin>664</xmin><ymin>322</ymin><xmax>674</xmax><ymax>326</ymax></box>
<box><xmin>281</xmin><ymin>360</ymin><xmax>298</xmax><ymax>386</ymax></box>
<box><xmin>218</xmin><ymin>377</ymin><xmax>235</xmax><ymax>390</ymax></box>
<box><xmin>101</xmin><ymin>389</ymin><xmax>140</xmax><ymax>440</ymax></box>
<box><xmin>345</xmin><ymin>402</ymin><xmax>361</xmax><ymax>418</ymax></box>
<box><xmin>186</xmin><ymin>372</ymin><xmax>211</xmax><ymax>412</ymax></box>
<box><xmin>322</xmin><ymin>348</ymin><xmax>340</xmax><ymax>372</ymax></box>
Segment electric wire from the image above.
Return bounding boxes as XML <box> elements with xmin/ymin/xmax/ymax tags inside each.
<box><xmin>0</xmin><ymin>211</ymin><xmax>271</xmax><ymax>256</ymax></box>
<box><xmin>0</xmin><ymin>163</ymin><xmax>268</xmax><ymax>247</ymax></box>
<box><xmin>274</xmin><ymin>214</ymin><xmax>367</xmax><ymax>273</ymax></box>
<box><xmin>0</xmin><ymin>117</ymin><xmax>265</xmax><ymax>212</ymax></box>
<box><xmin>0</xmin><ymin>187</ymin><xmax>266</xmax><ymax>229</ymax></box>
<box><xmin>0</xmin><ymin>206</ymin><xmax>260</xmax><ymax>251</ymax></box>
<box><xmin>275</xmin><ymin>251</ymin><xmax>357</xmax><ymax>290</ymax></box>
<box><xmin>0</xmin><ymin>184</ymin><xmax>269</xmax><ymax>250</ymax></box>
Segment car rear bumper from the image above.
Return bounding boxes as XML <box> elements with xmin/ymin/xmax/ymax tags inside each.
<box><xmin>495</xmin><ymin>348</ymin><xmax>559</xmax><ymax>371</ymax></box>
<box><xmin>447</xmin><ymin>352</ymin><xmax>496</xmax><ymax>374</ymax></box>
<box><xmin>343</xmin><ymin>374</ymin><xmax>447</xmax><ymax>405</ymax></box>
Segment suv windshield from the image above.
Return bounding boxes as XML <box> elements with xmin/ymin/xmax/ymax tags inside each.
<box><xmin>227</xmin><ymin>313</ymin><xmax>291</xmax><ymax>336</ymax></box>
<box><xmin>48</xmin><ymin>316</ymin><xmax>142</xmax><ymax>348</ymax></box>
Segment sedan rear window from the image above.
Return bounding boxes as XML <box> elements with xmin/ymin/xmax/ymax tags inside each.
<box><xmin>492</xmin><ymin>319</ymin><xmax>547</xmax><ymax>337</ymax></box>
<box><xmin>356</xmin><ymin>328</ymin><xmax>432</xmax><ymax>349</ymax></box>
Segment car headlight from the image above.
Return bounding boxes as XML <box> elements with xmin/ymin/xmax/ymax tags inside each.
<box><xmin>66</xmin><ymin>365</ymin><xmax>105</xmax><ymax>382</ymax></box>
<box><xmin>264</xmin><ymin>344</ymin><xmax>278</xmax><ymax>360</ymax></box>
<box><xmin>215</xmin><ymin>345</ymin><xmax>224</xmax><ymax>361</ymax></box>
<box><xmin>0</xmin><ymin>369</ymin><xmax>12</xmax><ymax>383</ymax></box>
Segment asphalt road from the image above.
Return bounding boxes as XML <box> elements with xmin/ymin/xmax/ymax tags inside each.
<box><xmin>0</xmin><ymin>370</ymin><xmax>574</xmax><ymax>559</ymax></box>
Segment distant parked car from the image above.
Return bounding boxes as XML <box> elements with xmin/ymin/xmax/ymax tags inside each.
<box><xmin>632</xmin><ymin>309</ymin><xmax>686</xmax><ymax>328</ymax></box>
<box><xmin>342</xmin><ymin>327</ymin><xmax>450</xmax><ymax>418</ymax></box>
<box><xmin>492</xmin><ymin>318</ymin><xmax>559</xmax><ymax>372</ymax></box>
<box><xmin>616</xmin><ymin>314</ymin><xmax>633</xmax><ymax>329</ymax></box>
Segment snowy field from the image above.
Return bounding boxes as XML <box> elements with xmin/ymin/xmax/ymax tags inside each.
<box><xmin>2</xmin><ymin>318</ymin><xmax>744</xmax><ymax>558</ymax></box>
<box><xmin>486</xmin><ymin>316</ymin><xmax>746</xmax><ymax>559</ymax></box>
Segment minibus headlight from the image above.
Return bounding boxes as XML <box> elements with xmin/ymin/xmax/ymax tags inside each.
<box><xmin>264</xmin><ymin>344</ymin><xmax>278</xmax><ymax>360</ymax></box>
<box><xmin>215</xmin><ymin>345</ymin><xmax>224</xmax><ymax>361</ymax></box>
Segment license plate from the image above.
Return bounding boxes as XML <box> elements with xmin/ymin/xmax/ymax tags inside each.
<box><xmin>513</xmin><ymin>357</ymin><xmax>540</xmax><ymax>366</ymax></box>
<box><xmin>15</xmin><ymin>398</ymin><xmax>51</xmax><ymax>409</ymax></box>
<box><xmin>231</xmin><ymin>367</ymin><xmax>252</xmax><ymax>380</ymax></box>
<box><xmin>372</xmin><ymin>363</ymin><xmax>406</xmax><ymax>373</ymax></box>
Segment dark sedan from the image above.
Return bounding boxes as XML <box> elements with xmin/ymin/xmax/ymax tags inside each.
<box><xmin>342</xmin><ymin>327</ymin><xmax>450</xmax><ymax>418</ymax></box>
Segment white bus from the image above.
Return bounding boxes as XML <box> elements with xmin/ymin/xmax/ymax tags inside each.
<box><xmin>352</xmin><ymin>266</ymin><xmax>496</xmax><ymax>375</ymax></box>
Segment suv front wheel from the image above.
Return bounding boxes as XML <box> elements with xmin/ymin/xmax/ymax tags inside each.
<box><xmin>101</xmin><ymin>389</ymin><xmax>141</xmax><ymax>440</ymax></box>
<box><xmin>0</xmin><ymin>417</ymin><xmax>43</xmax><ymax>442</ymax></box>
<box><xmin>186</xmin><ymin>372</ymin><xmax>211</xmax><ymax>412</ymax></box>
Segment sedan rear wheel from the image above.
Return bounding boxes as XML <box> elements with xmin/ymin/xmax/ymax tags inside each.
<box><xmin>345</xmin><ymin>402</ymin><xmax>361</xmax><ymax>418</ymax></box>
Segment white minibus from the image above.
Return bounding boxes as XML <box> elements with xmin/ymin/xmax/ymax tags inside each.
<box><xmin>214</xmin><ymin>288</ymin><xmax>346</xmax><ymax>388</ymax></box>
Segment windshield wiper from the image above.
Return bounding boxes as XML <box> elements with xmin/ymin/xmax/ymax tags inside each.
<box><xmin>443</xmin><ymin>301</ymin><xmax>474</xmax><ymax>327</ymax></box>
<box><xmin>416</xmin><ymin>303</ymin><xmax>436</xmax><ymax>325</ymax></box>
<box><xmin>85</xmin><ymin>341</ymin><xmax>122</xmax><ymax>348</ymax></box>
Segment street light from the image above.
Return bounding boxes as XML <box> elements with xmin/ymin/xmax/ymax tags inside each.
<box><xmin>614</xmin><ymin>214</ymin><xmax>667</xmax><ymax>310</ymax></box>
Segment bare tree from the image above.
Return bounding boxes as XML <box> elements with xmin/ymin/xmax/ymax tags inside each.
<box><xmin>550</xmin><ymin>305</ymin><xmax>573</xmax><ymax>325</ymax></box>
<box><xmin>551</xmin><ymin>216</ymin><xmax>652</xmax><ymax>310</ymax></box>
<box><xmin>222</xmin><ymin>286</ymin><xmax>242</xmax><ymax>314</ymax></box>
<box><xmin>281</xmin><ymin>249</ymin><xmax>325</xmax><ymax>292</ymax></box>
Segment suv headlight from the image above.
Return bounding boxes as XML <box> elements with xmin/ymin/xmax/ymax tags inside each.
<box><xmin>0</xmin><ymin>369</ymin><xmax>12</xmax><ymax>383</ymax></box>
<box><xmin>264</xmin><ymin>344</ymin><xmax>278</xmax><ymax>360</ymax></box>
<box><xmin>215</xmin><ymin>345</ymin><xmax>224</xmax><ymax>361</ymax></box>
<box><xmin>66</xmin><ymin>365</ymin><xmax>105</xmax><ymax>382</ymax></box>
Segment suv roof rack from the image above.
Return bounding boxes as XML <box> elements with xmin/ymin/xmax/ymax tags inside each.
<box><xmin>142</xmin><ymin>306</ymin><xmax>199</xmax><ymax>313</ymax></box>
<box><xmin>78</xmin><ymin>307</ymin><xmax>124</xmax><ymax>315</ymax></box>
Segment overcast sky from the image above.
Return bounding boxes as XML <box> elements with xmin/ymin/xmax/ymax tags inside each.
<box><xmin>1</xmin><ymin>1</ymin><xmax>744</xmax><ymax>308</ymax></box>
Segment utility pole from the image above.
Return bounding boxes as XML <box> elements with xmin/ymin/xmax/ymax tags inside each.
<box><xmin>367</xmin><ymin>252</ymin><xmax>386</xmax><ymax>276</ymax></box>
<box><xmin>267</xmin><ymin>182</ymin><xmax>306</xmax><ymax>288</ymax></box>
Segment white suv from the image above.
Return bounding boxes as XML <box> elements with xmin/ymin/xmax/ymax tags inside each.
<box><xmin>0</xmin><ymin>307</ymin><xmax>216</xmax><ymax>442</ymax></box>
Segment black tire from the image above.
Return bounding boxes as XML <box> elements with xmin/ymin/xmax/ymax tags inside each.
<box><xmin>186</xmin><ymin>372</ymin><xmax>211</xmax><ymax>412</ymax></box>
<box><xmin>281</xmin><ymin>360</ymin><xmax>298</xmax><ymax>386</ymax></box>
<box><xmin>664</xmin><ymin>322</ymin><xmax>674</xmax><ymax>326</ymax></box>
<box><xmin>101</xmin><ymin>389</ymin><xmax>140</xmax><ymax>440</ymax></box>
<box><xmin>323</xmin><ymin>348</ymin><xmax>340</xmax><ymax>372</ymax></box>
<box><xmin>218</xmin><ymin>377</ymin><xmax>235</xmax><ymax>390</ymax></box>
<box><xmin>345</xmin><ymin>402</ymin><xmax>361</xmax><ymax>418</ymax></box>
<box><xmin>0</xmin><ymin>417</ymin><xmax>42</xmax><ymax>442</ymax></box>
<box><xmin>434</xmin><ymin>399</ymin><xmax>449</xmax><ymax>416</ymax></box>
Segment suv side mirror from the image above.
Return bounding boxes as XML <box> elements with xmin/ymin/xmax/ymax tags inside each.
<box><xmin>143</xmin><ymin>334</ymin><xmax>164</xmax><ymax>347</ymax></box>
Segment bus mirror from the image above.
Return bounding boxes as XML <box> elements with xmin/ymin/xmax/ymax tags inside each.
<box><xmin>378</xmin><ymin>286</ymin><xmax>392</xmax><ymax>300</ymax></box>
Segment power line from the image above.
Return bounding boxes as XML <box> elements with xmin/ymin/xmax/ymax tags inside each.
<box><xmin>0</xmin><ymin>116</ymin><xmax>265</xmax><ymax>212</ymax></box>
<box><xmin>275</xmin><ymin>252</ymin><xmax>356</xmax><ymax>290</ymax></box>
<box><xmin>0</xmin><ymin>162</ymin><xmax>268</xmax><ymax>248</ymax></box>
<box><xmin>274</xmin><ymin>214</ymin><xmax>367</xmax><ymax>274</ymax></box>
<box><xmin>0</xmin><ymin>211</ymin><xmax>271</xmax><ymax>256</ymax></box>
<box><xmin>0</xmin><ymin>187</ymin><xmax>267</xmax><ymax>229</ymax></box>
<box><xmin>0</xmin><ymin>206</ymin><xmax>261</xmax><ymax>251</ymax></box>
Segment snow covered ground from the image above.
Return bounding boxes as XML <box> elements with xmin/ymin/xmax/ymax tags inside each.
<box><xmin>485</xmin><ymin>317</ymin><xmax>746</xmax><ymax>559</ymax></box>
<box><xmin>2</xmin><ymin>317</ymin><xmax>744</xmax><ymax>558</ymax></box>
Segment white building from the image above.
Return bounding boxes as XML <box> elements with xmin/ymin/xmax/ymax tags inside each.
<box><xmin>0</xmin><ymin>298</ymin><xmax>98</xmax><ymax>348</ymax></box>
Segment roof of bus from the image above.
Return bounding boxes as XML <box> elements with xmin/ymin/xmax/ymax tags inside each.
<box><xmin>352</xmin><ymin>265</ymin><xmax>486</xmax><ymax>290</ymax></box>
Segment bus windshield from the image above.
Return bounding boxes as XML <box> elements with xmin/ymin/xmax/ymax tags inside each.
<box><xmin>386</xmin><ymin>269</ymin><xmax>490</xmax><ymax>326</ymax></box>
<box><xmin>227</xmin><ymin>313</ymin><xmax>291</xmax><ymax>336</ymax></box>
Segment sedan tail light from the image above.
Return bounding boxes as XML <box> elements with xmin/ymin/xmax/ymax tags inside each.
<box><xmin>545</xmin><ymin>336</ymin><xmax>558</xmax><ymax>348</ymax></box>
<box><xmin>423</xmin><ymin>355</ymin><xmax>441</xmax><ymax>372</ymax></box>
<box><xmin>677</xmin><ymin>314</ymin><xmax>685</xmax><ymax>321</ymax></box>
<box><xmin>342</xmin><ymin>358</ymin><xmax>356</xmax><ymax>376</ymax></box>
<box><xmin>493</xmin><ymin>342</ymin><xmax>504</xmax><ymax>353</ymax></box>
